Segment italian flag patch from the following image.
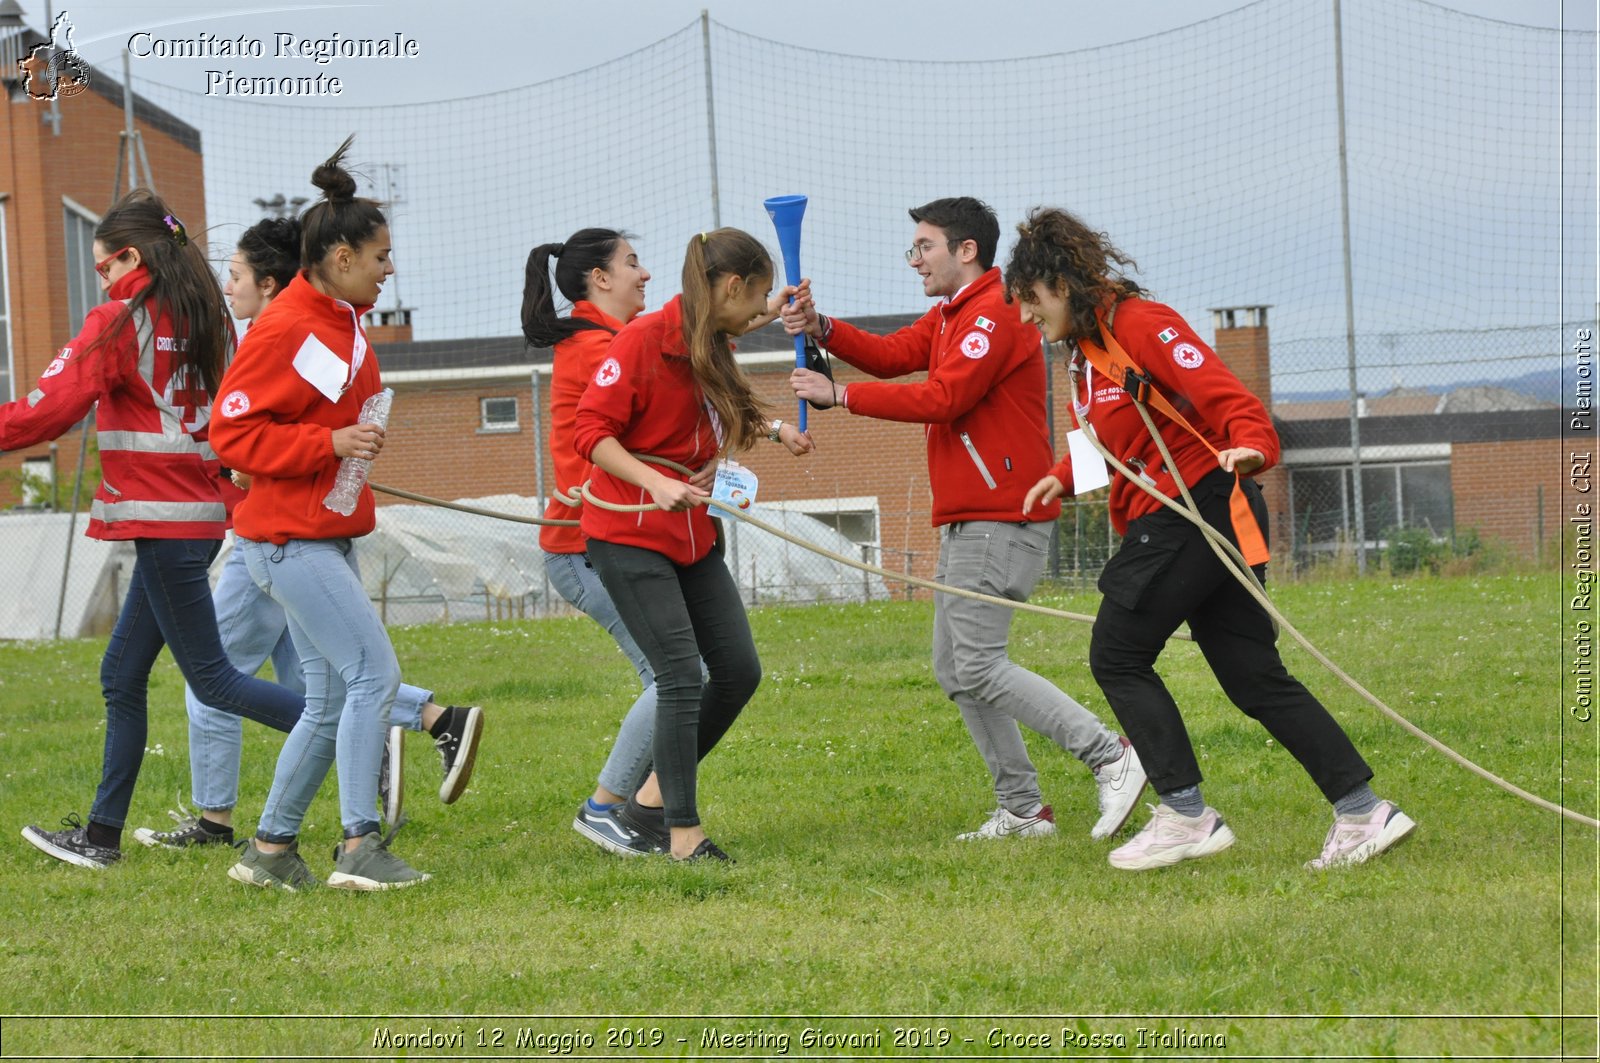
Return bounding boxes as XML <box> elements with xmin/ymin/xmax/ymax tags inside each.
<box><xmin>1157</xmin><ymin>327</ymin><xmax>1179</xmax><ymax>344</ymax></box>
<box><xmin>974</xmin><ymin>315</ymin><xmax>996</xmax><ymax>333</ymax></box>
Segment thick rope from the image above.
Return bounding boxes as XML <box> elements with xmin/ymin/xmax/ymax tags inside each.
<box><xmin>375</xmin><ymin>427</ymin><xmax>1594</xmax><ymax>830</ymax></box>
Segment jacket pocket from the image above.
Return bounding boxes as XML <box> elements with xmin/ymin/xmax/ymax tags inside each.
<box><xmin>1098</xmin><ymin>519</ymin><xmax>1186</xmax><ymax>612</ymax></box>
<box><xmin>959</xmin><ymin>431</ymin><xmax>998</xmax><ymax>490</ymax></box>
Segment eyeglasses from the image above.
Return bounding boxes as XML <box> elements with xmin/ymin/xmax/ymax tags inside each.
<box><xmin>95</xmin><ymin>246</ymin><xmax>134</xmax><ymax>279</ymax></box>
<box><xmin>904</xmin><ymin>238</ymin><xmax>958</xmax><ymax>264</ymax></box>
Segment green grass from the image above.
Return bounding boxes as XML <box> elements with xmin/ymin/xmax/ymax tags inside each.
<box><xmin>0</xmin><ymin>571</ymin><xmax>1592</xmax><ymax>1058</ymax></box>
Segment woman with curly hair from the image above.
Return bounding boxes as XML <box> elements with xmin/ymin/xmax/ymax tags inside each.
<box><xmin>1006</xmin><ymin>206</ymin><xmax>1414</xmax><ymax>872</ymax></box>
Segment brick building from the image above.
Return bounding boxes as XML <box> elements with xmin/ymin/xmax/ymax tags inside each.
<box><xmin>0</xmin><ymin>5</ymin><xmax>208</xmax><ymax>507</ymax></box>
<box><xmin>368</xmin><ymin>302</ymin><xmax>1561</xmax><ymax>593</ymax></box>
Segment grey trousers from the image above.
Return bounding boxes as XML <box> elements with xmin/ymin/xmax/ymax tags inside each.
<box><xmin>931</xmin><ymin>520</ymin><xmax>1122</xmax><ymax>813</ymax></box>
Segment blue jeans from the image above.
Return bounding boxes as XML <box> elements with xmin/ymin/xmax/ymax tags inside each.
<box><xmin>89</xmin><ymin>538</ymin><xmax>305</xmax><ymax>830</ymax></box>
<box><xmin>932</xmin><ymin>520</ymin><xmax>1122</xmax><ymax>813</ymax></box>
<box><xmin>544</xmin><ymin>550</ymin><xmax>658</xmax><ymax>798</ymax></box>
<box><xmin>185</xmin><ymin>544</ymin><xmax>431</xmax><ymax>811</ymax></box>
<box><xmin>238</xmin><ymin>537</ymin><xmax>400</xmax><ymax>841</ymax></box>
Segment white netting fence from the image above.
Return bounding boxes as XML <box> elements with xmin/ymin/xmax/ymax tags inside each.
<box><xmin>2</xmin><ymin>0</ymin><xmax>1590</xmax><ymax>630</ymax></box>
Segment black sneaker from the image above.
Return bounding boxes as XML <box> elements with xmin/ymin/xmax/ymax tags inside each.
<box><xmin>679</xmin><ymin>838</ymin><xmax>733</xmax><ymax>863</ymax></box>
<box><xmin>133</xmin><ymin>807</ymin><xmax>234</xmax><ymax>848</ymax></box>
<box><xmin>379</xmin><ymin>726</ymin><xmax>404</xmax><ymax>828</ymax></box>
<box><xmin>22</xmin><ymin>814</ymin><xmax>121</xmax><ymax>869</ymax></box>
<box><xmin>433</xmin><ymin>706</ymin><xmax>482</xmax><ymax>804</ymax></box>
<box><xmin>574</xmin><ymin>800</ymin><xmax>660</xmax><ymax>857</ymax></box>
<box><xmin>614</xmin><ymin>796</ymin><xmax>671</xmax><ymax>856</ymax></box>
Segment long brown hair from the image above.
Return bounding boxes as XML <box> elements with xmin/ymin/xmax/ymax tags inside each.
<box><xmin>86</xmin><ymin>189</ymin><xmax>230</xmax><ymax>395</ymax></box>
<box><xmin>1003</xmin><ymin>207</ymin><xmax>1142</xmax><ymax>342</ymax></box>
<box><xmin>679</xmin><ymin>228</ymin><xmax>771</xmax><ymax>454</ymax></box>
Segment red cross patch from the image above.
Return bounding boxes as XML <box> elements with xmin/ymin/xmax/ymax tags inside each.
<box><xmin>959</xmin><ymin>331</ymin><xmax>990</xmax><ymax>359</ymax></box>
<box><xmin>220</xmin><ymin>390</ymin><xmax>251</xmax><ymax>418</ymax></box>
<box><xmin>595</xmin><ymin>357</ymin><xmax>622</xmax><ymax>387</ymax></box>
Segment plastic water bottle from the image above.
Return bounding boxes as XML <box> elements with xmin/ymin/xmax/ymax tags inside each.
<box><xmin>323</xmin><ymin>387</ymin><xmax>393</xmax><ymax>516</ymax></box>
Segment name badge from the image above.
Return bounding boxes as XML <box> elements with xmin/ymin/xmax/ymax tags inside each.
<box><xmin>292</xmin><ymin>333</ymin><xmax>350</xmax><ymax>403</ymax></box>
<box><xmin>1066</xmin><ymin>428</ymin><xmax>1111</xmax><ymax>493</ymax></box>
<box><xmin>711</xmin><ymin>460</ymin><xmax>759</xmax><ymax>512</ymax></box>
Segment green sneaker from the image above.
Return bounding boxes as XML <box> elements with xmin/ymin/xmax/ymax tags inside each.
<box><xmin>227</xmin><ymin>839</ymin><xmax>315</xmax><ymax>891</ymax></box>
<box><xmin>327</xmin><ymin>825</ymin><xmax>430</xmax><ymax>891</ymax></box>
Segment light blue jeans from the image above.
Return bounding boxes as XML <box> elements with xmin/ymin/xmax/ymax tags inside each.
<box><xmin>238</xmin><ymin>537</ymin><xmax>400</xmax><ymax>841</ymax></box>
<box><xmin>186</xmin><ymin>544</ymin><xmax>431</xmax><ymax>812</ymax></box>
<box><xmin>932</xmin><ymin>520</ymin><xmax>1123</xmax><ymax>813</ymax></box>
<box><xmin>544</xmin><ymin>550</ymin><xmax>659</xmax><ymax>798</ymax></box>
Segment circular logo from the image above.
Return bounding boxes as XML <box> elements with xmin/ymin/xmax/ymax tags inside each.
<box><xmin>731</xmin><ymin>490</ymin><xmax>752</xmax><ymax>510</ymax></box>
<box><xmin>42</xmin><ymin>356</ymin><xmax>67</xmax><ymax>379</ymax></box>
<box><xmin>220</xmin><ymin>390</ymin><xmax>251</xmax><ymax>418</ymax></box>
<box><xmin>1172</xmin><ymin>342</ymin><xmax>1205</xmax><ymax>369</ymax></box>
<box><xmin>960</xmin><ymin>331</ymin><xmax>991</xmax><ymax>359</ymax></box>
<box><xmin>595</xmin><ymin>357</ymin><xmax>622</xmax><ymax>387</ymax></box>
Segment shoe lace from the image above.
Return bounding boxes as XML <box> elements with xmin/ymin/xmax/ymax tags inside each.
<box><xmin>59</xmin><ymin>812</ymin><xmax>84</xmax><ymax>832</ymax></box>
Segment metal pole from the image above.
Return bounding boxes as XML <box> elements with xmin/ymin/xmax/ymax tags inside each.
<box><xmin>531</xmin><ymin>366</ymin><xmax>549</xmax><ymax>615</ymax></box>
<box><xmin>1044</xmin><ymin>340</ymin><xmax>1060</xmax><ymax>580</ymax></box>
<box><xmin>54</xmin><ymin>415</ymin><xmax>90</xmax><ymax>638</ymax></box>
<box><xmin>121</xmin><ymin>50</ymin><xmax>137</xmax><ymax>194</ymax></box>
<box><xmin>1333</xmin><ymin>0</ymin><xmax>1366</xmax><ymax>572</ymax></box>
<box><xmin>700</xmin><ymin>9</ymin><xmax>722</xmax><ymax>229</ymax></box>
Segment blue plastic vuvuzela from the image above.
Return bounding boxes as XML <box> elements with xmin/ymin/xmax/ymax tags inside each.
<box><xmin>764</xmin><ymin>194</ymin><xmax>809</xmax><ymax>432</ymax></box>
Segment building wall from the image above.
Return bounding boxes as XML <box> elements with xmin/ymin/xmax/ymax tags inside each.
<box><xmin>0</xmin><ymin>81</ymin><xmax>207</xmax><ymax>508</ymax></box>
<box><xmin>378</xmin><ymin>322</ymin><xmax>1296</xmax><ymax>590</ymax></box>
<box><xmin>1450</xmin><ymin>437</ymin><xmax>1564</xmax><ymax>559</ymax></box>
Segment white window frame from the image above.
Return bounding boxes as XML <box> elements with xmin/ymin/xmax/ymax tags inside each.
<box><xmin>478</xmin><ymin>395</ymin><xmax>520</xmax><ymax>433</ymax></box>
<box><xmin>62</xmin><ymin>196</ymin><xmax>102</xmax><ymax>336</ymax></box>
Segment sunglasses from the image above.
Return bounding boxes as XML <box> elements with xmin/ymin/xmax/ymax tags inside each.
<box><xmin>95</xmin><ymin>246</ymin><xmax>134</xmax><ymax>279</ymax></box>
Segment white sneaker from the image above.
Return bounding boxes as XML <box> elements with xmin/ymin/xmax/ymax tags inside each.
<box><xmin>1305</xmin><ymin>800</ymin><xmax>1416</xmax><ymax>870</ymax></box>
<box><xmin>1090</xmin><ymin>738</ymin><xmax>1149</xmax><ymax>840</ymax></box>
<box><xmin>1109</xmin><ymin>804</ymin><xmax>1235</xmax><ymax>870</ymax></box>
<box><xmin>379</xmin><ymin>726</ymin><xmax>404</xmax><ymax>828</ymax></box>
<box><xmin>956</xmin><ymin>805</ymin><xmax>1056</xmax><ymax>841</ymax></box>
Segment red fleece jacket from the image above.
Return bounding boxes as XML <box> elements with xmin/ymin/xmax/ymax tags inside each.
<box><xmin>571</xmin><ymin>296</ymin><xmax>721</xmax><ymax>567</ymax></box>
<box><xmin>210</xmin><ymin>272</ymin><xmax>381</xmax><ymax>544</ymax></box>
<box><xmin>822</xmin><ymin>268</ymin><xmax>1059</xmax><ymax>528</ymax></box>
<box><xmin>1048</xmin><ymin>297</ymin><xmax>1279</xmax><ymax>534</ymax></box>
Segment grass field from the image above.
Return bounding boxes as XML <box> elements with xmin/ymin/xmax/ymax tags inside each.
<box><xmin>0</xmin><ymin>570</ymin><xmax>1592</xmax><ymax>1059</ymax></box>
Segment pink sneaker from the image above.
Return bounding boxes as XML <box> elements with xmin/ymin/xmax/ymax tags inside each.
<box><xmin>1108</xmin><ymin>804</ymin><xmax>1235</xmax><ymax>870</ymax></box>
<box><xmin>1305</xmin><ymin>800</ymin><xmax>1416</xmax><ymax>870</ymax></box>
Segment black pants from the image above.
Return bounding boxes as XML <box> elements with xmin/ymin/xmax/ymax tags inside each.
<box><xmin>1088</xmin><ymin>470</ymin><xmax>1372</xmax><ymax>803</ymax></box>
<box><xmin>587</xmin><ymin>539</ymin><xmax>761</xmax><ymax>827</ymax></box>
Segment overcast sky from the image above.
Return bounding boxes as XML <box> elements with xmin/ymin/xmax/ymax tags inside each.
<box><xmin>23</xmin><ymin>0</ymin><xmax>1589</xmax><ymax>108</ymax></box>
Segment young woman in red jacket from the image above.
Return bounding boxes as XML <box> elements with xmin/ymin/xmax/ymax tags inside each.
<box><xmin>210</xmin><ymin>138</ymin><xmax>428</xmax><ymax>890</ymax></box>
<box><xmin>523</xmin><ymin>229</ymin><xmax>670</xmax><ymax>853</ymax></box>
<box><xmin>10</xmin><ymin>190</ymin><xmax>304</xmax><ymax>870</ymax></box>
<box><xmin>572</xmin><ymin>228</ymin><xmax>813</xmax><ymax>862</ymax></box>
<box><xmin>1007</xmin><ymin>206</ymin><xmax>1414</xmax><ymax>872</ymax></box>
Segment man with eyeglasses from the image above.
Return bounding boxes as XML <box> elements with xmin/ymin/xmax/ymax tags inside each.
<box><xmin>784</xmin><ymin>196</ymin><xmax>1147</xmax><ymax>845</ymax></box>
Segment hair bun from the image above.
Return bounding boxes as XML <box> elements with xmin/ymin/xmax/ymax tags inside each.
<box><xmin>310</xmin><ymin>134</ymin><xmax>359</xmax><ymax>202</ymax></box>
<box><xmin>311</xmin><ymin>161</ymin><xmax>357</xmax><ymax>202</ymax></box>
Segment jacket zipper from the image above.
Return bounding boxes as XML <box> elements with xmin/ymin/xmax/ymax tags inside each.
<box><xmin>959</xmin><ymin>431</ymin><xmax>998</xmax><ymax>490</ymax></box>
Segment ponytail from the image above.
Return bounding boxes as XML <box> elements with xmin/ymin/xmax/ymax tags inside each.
<box><xmin>680</xmin><ymin>228</ymin><xmax>771</xmax><ymax>454</ymax></box>
<box><xmin>520</xmin><ymin>227</ymin><xmax>630</xmax><ymax>347</ymax></box>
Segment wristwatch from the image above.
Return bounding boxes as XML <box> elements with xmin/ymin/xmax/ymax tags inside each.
<box><xmin>768</xmin><ymin>419</ymin><xmax>784</xmax><ymax>442</ymax></box>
